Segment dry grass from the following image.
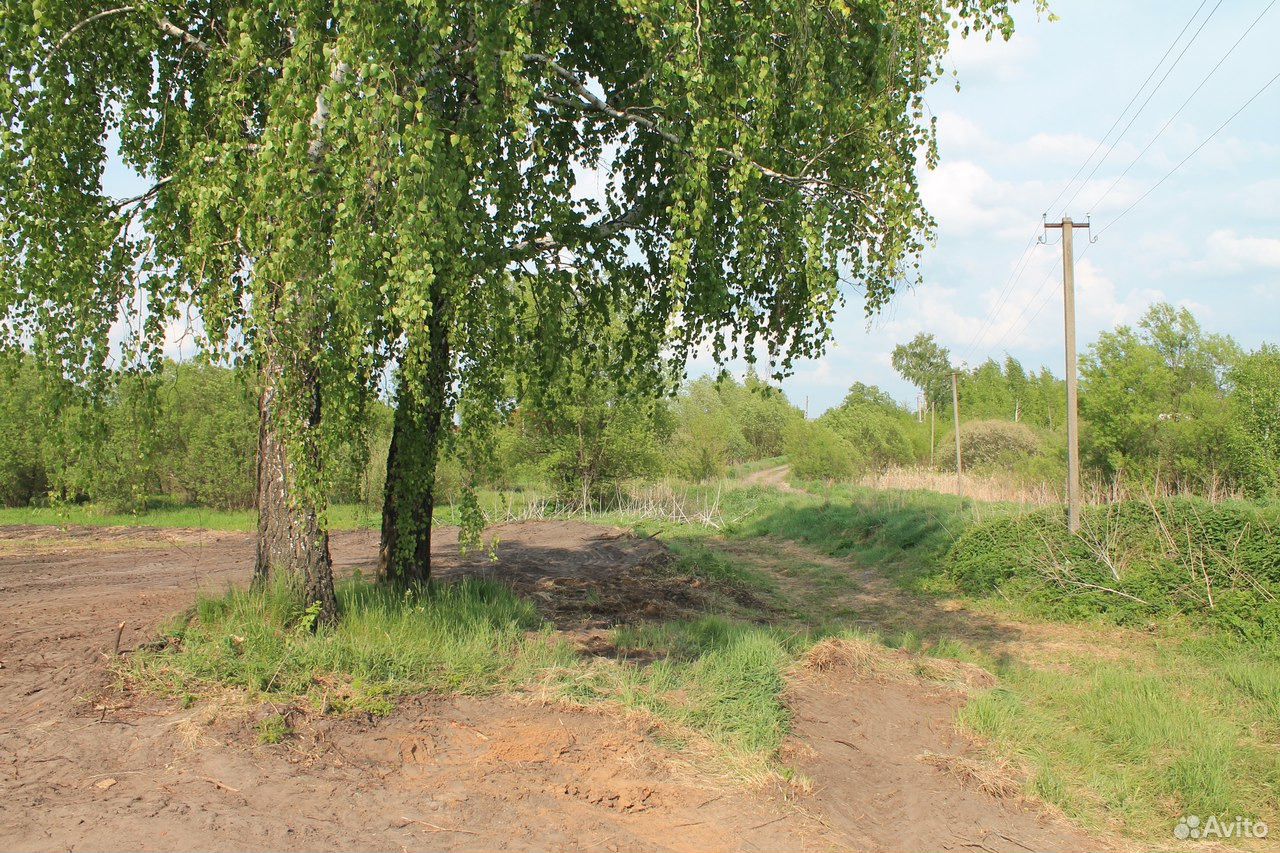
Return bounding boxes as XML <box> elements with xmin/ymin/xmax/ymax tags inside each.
<box><xmin>798</xmin><ymin>637</ymin><xmax>995</xmax><ymax>692</ymax></box>
<box><xmin>481</xmin><ymin>481</ymin><xmax>731</xmax><ymax>528</ymax></box>
<box><xmin>859</xmin><ymin>466</ymin><xmax>1245</xmax><ymax>507</ymax></box>
<box><xmin>860</xmin><ymin>467</ymin><xmax>1062</xmax><ymax>505</ymax></box>
<box><xmin>917</xmin><ymin>751</ymin><xmax>1024</xmax><ymax>800</ymax></box>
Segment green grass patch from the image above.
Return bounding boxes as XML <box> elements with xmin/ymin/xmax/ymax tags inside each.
<box><xmin>590</xmin><ymin>616</ymin><xmax>804</xmax><ymax>768</ymax></box>
<box><xmin>256</xmin><ymin>713</ymin><xmax>292</xmax><ymax>744</ymax></box>
<box><xmin>961</xmin><ymin>633</ymin><xmax>1280</xmax><ymax>838</ymax></box>
<box><xmin>742</xmin><ymin>484</ymin><xmax>996</xmax><ymax>593</ymax></box>
<box><xmin>132</xmin><ymin>574</ymin><xmax>575</xmax><ymax>710</ymax></box>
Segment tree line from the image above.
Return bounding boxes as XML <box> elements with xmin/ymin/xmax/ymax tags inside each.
<box><xmin>888</xmin><ymin>303</ymin><xmax>1280</xmax><ymax>498</ymax></box>
<box><xmin>6</xmin><ymin>297</ymin><xmax>1274</xmax><ymax>524</ymax></box>
<box><xmin>0</xmin><ymin>360</ymin><xmax>803</xmax><ymax>511</ymax></box>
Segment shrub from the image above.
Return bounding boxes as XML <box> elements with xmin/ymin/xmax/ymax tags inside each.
<box><xmin>939</xmin><ymin>419</ymin><xmax>1042</xmax><ymax>471</ymax></box>
<box><xmin>0</xmin><ymin>354</ymin><xmax>50</xmax><ymax>506</ymax></box>
<box><xmin>821</xmin><ymin>408</ymin><xmax>915</xmax><ymax>476</ymax></box>
<box><xmin>948</xmin><ymin>498</ymin><xmax>1280</xmax><ymax>641</ymax></box>
<box><xmin>785</xmin><ymin>421</ymin><xmax>856</xmax><ymax>481</ymax></box>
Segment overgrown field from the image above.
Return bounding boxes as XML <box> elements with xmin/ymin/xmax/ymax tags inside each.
<box><xmin>119</xmin><ymin>483</ymin><xmax>1280</xmax><ymax>844</ymax></box>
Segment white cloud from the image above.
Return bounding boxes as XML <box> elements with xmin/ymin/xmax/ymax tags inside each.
<box><xmin>1075</xmin><ymin>259</ymin><xmax>1163</xmax><ymax>329</ymax></box>
<box><xmin>934</xmin><ymin>111</ymin><xmax>989</xmax><ymax>153</ymax></box>
<box><xmin>1202</xmin><ymin>230</ymin><xmax>1280</xmax><ymax>272</ymax></box>
<box><xmin>920</xmin><ymin>160</ymin><xmax>1025</xmax><ymax>236</ymax></box>
<box><xmin>1024</xmin><ymin>132</ymin><xmax>1100</xmax><ymax>164</ymax></box>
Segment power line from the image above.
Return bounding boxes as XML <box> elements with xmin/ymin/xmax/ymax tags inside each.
<box><xmin>957</xmin><ymin>228</ymin><xmax>1042</xmax><ymax>363</ymax></box>
<box><xmin>1096</xmin><ymin>67</ymin><xmax>1280</xmax><ymax>238</ymax></box>
<box><xmin>958</xmin><ymin>1</ymin><xmax>1221</xmax><ymax>365</ymax></box>
<box><xmin>1086</xmin><ymin>0</ymin><xmax>1276</xmax><ymax>215</ymax></box>
<box><xmin>985</xmin><ymin>54</ymin><xmax>1277</xmax><ymax>361</ymax></box>
<box><xmin>988</xmin><ymin>258</ymin><xmax>1062</xmax><ymax>353</ymax></box>
<box><xmin>1042</xmin><ymin>0</ymin><xmax>1215</xmax><ymax>217</ymax></box>
<box><xmin>1058</xmin><ymin>0</ymin><xmax>1226</xmax><ymax>215</ymax></box>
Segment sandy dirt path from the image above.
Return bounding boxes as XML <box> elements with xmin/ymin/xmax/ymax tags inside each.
<box><xmin>0</xmin><ymin>522</ymin><xmax>1097</xmax><ymax>852</ymax></box>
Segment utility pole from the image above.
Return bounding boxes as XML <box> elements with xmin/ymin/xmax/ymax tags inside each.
<box><xmin>804</xmin><ymin>395</ymin><xmax>809</xmax><ymax>420</ymax></box>
<box><xmin>1044</xmin><ymin>216</ymin><xmax>1088</xmax><ymax>533</ymax></box>
<box><xmin>951</xmin><ymin>371</ymin><xmax>962</xmax><ymax>499</ymax></box>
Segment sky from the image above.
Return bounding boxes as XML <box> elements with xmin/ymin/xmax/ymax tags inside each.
<box><xmin>101</xmin><ymin>2</ymin><xmax>1279</xmax><ymax>413</ymax></box>
<box><xmin>689</xmin><ymin>0</ymin><xmax>1280</xmax><ymax>415</ymax></box>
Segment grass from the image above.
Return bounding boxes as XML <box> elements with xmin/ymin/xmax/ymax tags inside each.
<box><xmin>133</xmin><ymin>573</ymin><xmax>573</xmax><ymax>712</ymax></box>
<box><xmin>961</xmin><ymin>632</ymin><xmax>1280</xmax><ymax>838</ymax></box>
<box><xmin>130</xmin><ymin>570</ymin><xmax>808</xmax><ymax>776</ymax></box>
<box><xmin>574</xmin><ymin>616</ymin><xmax>803</xmax><ymax>769</ymax></box>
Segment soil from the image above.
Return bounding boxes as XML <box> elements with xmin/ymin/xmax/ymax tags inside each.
<box><xmin>0</xmin><ymin>521</ymin><xmax>1100</xmax><ymax>852</ymax></box>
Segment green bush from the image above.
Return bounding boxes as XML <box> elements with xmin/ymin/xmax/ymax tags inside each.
<box><xmin>939</xmin><ymin>419</ymin><xmax>1042</xmax><ymax>471</ymax></box>
<box><xmin>821</xmin><ymin>407</ymin><xmax>916</xmax><ymax>475</ymax></box>
<box><xmin>784</xmin><ymin>421</ymin><xmax>856</xmax><ymax>481</ymax></box>
<box><xmin>0</xmin><ymin>354</ymin><xmax>51</xmax><ymax>506</ymax></box>
<box><xmin>948</xmin><ymin>499</ymin><xmax>1280</xmax><ymax>640</ymax></box>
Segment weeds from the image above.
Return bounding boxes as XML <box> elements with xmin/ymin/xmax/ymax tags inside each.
<box><xmin>961</xmin><ymin>636</ymin><xmax>1280</xmax><ymax>838</ymax></box>
<box><xmin>948</xmin><ymin>497</ymin><xmax>1280</xmax><ymax>639</ymax></box>
<box><xmin>256</xmin><ymin>714</ymin><xmax>291</xmax><ymax>744</ymax></box>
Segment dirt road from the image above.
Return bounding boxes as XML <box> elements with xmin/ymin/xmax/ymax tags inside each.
<box><xmin>0</xmin><ymin>522</ymin><xmax>1096</xmax><ymax>852</ymax></box>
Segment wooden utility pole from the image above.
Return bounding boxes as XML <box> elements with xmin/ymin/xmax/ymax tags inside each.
<box><xmin>1044</xmin><ymin>217</ymin><xmax>1088</xmax><ymax>533</ymax></box>
<box><xmin>951</xmin><ymin>371</ymin><xmax>962</xmax><ymax>498</ymax></box>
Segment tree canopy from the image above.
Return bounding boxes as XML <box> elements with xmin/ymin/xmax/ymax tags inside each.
<box><xmin>2</xmin><ymin>0</ymin><xmax>1037</xmax><ymax>614</ymax></box>
<box><xmin>891</xmin><ymin>332</ymin><xmax>953</xmax><ymax>411</ymax></box>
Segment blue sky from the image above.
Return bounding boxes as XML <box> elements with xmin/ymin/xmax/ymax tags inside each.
<box><xmin>692</xmin><ymin>0</ymin><xmax>1280</xmax><ymax>414</ymax></box>
<box><xmin>104</xmin><ymin>2</ymin><xmax>1279</xmax><ymax>412</ymax></box>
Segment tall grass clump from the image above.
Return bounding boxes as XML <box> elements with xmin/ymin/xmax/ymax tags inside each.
<box><xmin>578</xmin><ymin>617</ymin><xmax>799</xmax><ymax>768</ymax></box>
<box><xmin>133</xmin><ymin>574</ymin><xmax>574</xmax><ymax>711</ymax></box>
